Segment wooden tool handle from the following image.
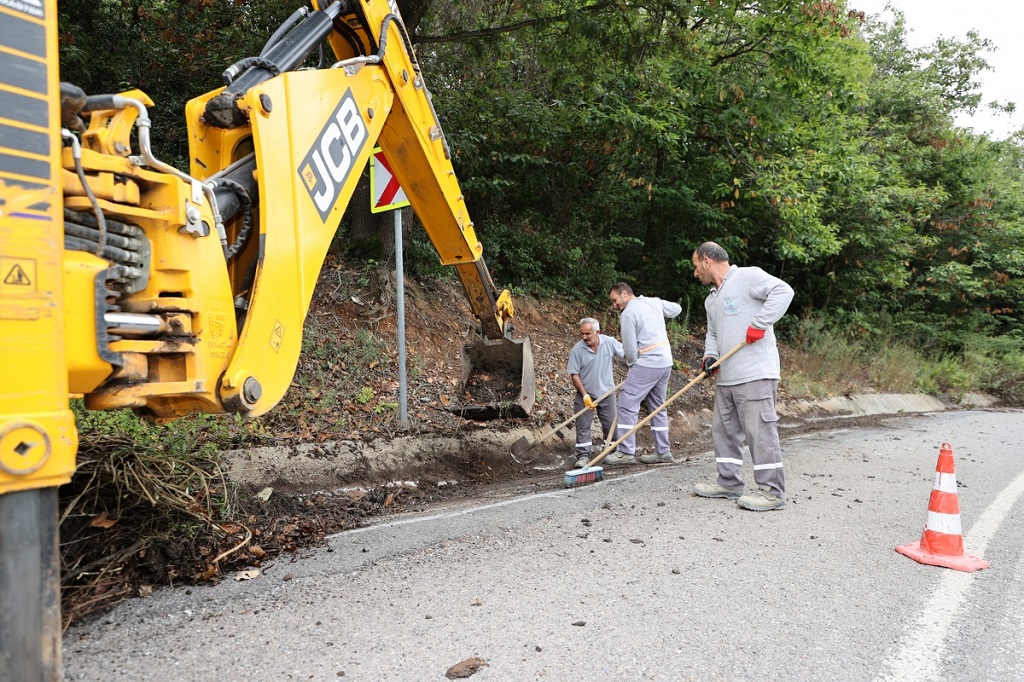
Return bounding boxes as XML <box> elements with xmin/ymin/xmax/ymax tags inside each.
<box><xmin>532</xmin><ymin>380</ymin><xmax>626</xmax><ymax>448</ymax></box>
<box><xmin>589</xmin><ymin>341</ymin><xmax>746</xmax><ymax>466</ymax></box>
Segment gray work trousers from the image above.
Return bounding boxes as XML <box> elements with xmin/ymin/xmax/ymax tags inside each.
<box><xmin>573</xmin><ymin>393</ymin><xmax>617</xmax><ymax>457</ymax></box>
<box><xmin>711</xmin><ymin>378</ymin><xmax>785</xmax><ymax>497</ymax></box>
<box><xmin>615</xmin><ymin>365</ymin><xmax>672</xmax><ymax>456</ymax></box>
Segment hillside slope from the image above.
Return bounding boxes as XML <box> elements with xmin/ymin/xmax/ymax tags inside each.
<box><xmin>263</xmin><ymin>258</ymin><xmax>718</xmax><ymax>449</ymax></box>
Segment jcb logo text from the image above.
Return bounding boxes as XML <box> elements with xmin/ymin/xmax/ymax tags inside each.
<box><xmin>299</xmin><ymin>90</ymin><xmax>368</xmax><ymax>221</ymax></box>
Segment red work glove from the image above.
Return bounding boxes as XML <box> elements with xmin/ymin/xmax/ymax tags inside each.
<box><xmin>746</xmin><ymin>326</ymin><xmax>766</xmax><ymax>344</ymax></box>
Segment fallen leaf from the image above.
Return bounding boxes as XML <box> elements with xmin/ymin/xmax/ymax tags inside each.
<box><xmin>220</xmin><ymin>522</ymin><xmax>243</xmax><ymax>534</ymax></box>
<box><xmin>256</xmin><ymin>487</ymin><xmax>273</xmax><ymax>502</ymax></box>
<box><xmin>250</xmin><ymin>545</ymin><xmax>266</xmax><ymax>558</ymax></box>
<box><xmin>439</xmin><ymin>394</ymin><xmax>450</xmax><ymax>406</ymax></box>
<box><xmin>445</xmin><ymin>658</ymin><xmax>488</xmax><ymax>679</ymax></box>
<box><xmin>89</xmin><ymin>511</ymin><xmax>118</xmax><ymax>529</ymax></box>
<box><xmin>234</xmin><ymin>569</ymin><xmax>261</xmax><ymax>581</ymax></box>
<box><xmin>194</xmin><ymin>563</ymin><xmax>217</xmax><ymax>581</ymax></box>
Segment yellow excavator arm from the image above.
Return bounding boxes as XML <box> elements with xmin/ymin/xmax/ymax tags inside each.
<box><xmin>0</xmin><ymin>0</ymin><xmax>532</xmax><ymax>455</ymax></box>
<box><xmin>1</xmin><ymin>1</ymin><xmax>535</xmax><ymax>675</ymax></box>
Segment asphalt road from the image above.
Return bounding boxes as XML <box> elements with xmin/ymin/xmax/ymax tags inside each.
<box><xmin>63</xmin><ymin>409</ymin><xmax>1024</xmax><ymax>681</ymax></box>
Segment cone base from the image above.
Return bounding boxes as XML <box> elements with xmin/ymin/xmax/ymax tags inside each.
<box><xmin>895</xmin><ymin>541</ymin><xmax>989</xmax><ymax>573</ymax></box>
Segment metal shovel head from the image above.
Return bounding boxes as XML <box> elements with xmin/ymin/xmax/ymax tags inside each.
<box><xmin>507</xmin><ymin>430</ymin><xmax>540</xmax><ymax>456</ymax></box>
<box><xmin>447</xmin><ymin>336</ymin><xmax>536</xmax><ymax>420</ymax></box>
<box><xmin>509</xmin><ymin>432</ymin><xmax>536</xmax><ymax>458</ymax></box>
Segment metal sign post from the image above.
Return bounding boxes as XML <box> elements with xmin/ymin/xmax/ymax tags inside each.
<box><xmin>370</xmin><ymin>148</ymin><xmax>410</xmax><ymax>428</ymax></box>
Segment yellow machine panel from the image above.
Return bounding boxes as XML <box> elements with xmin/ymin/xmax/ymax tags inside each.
<box><xmin>0</xmin><ymin>0</ymin><xmax>77</xmax><ymax>494</ymax></box>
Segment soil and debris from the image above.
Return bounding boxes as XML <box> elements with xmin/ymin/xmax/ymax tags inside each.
<box><xmin>462</xmin><ymin>368</ymin><xmax>521</xmax><ymax>404</ymax></box>
<box><xmin>59</xmin><ymin>258</ymin><xmax>829</xmax><ymax>628</ymax></box>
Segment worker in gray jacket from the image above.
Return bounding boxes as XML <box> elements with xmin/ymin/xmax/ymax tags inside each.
<box><xmin>607</xmin><ymin>282</ymin><xmax>682</xmax><ymax>465</ymax></box>
<box><xmin>691</xmin><ymin>241</ymin><xmax>794</xmax><ymax>511</ymax></box>
<box><xmin>567</xmin><ymin>318</ymin><xmax>624</xmax><ymax>468</ymax></box>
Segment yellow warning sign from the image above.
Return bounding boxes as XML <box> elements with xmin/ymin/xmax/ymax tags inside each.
<box><xmin>0</xmin><ymin>258</ymin><xmax>37</xmax><ymax>294</ymax></box>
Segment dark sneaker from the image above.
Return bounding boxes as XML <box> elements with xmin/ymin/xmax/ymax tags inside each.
<box><xmin>639</xmin><ymin>452</ymin><xmax>675</xmax><ymax>464</ymax></box>
<box><xmin>602</xmin><ymin>452</ymin><xmax>637</xmax><ymax>466</ymax></box>
<box><xmin>574</xmin><ymin>456</ymin><xmax>591</xmax><ymax>469</ymax></box>
<box><xmin>692</xmin><ymin>482</ymin><xmax>743</xmax><ymax>499</ymax></box>
<box><xmin>736</xmin><ymin>485</ymin><xmax>785</xmax><ymax>511</ymax></box>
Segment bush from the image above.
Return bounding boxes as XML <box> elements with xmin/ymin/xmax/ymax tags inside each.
<box><xmin>783</xmin><ymin>316</ymin><xmax>1024</xmax><ymax>402</ymax></box>
<box><xmin>964</xmin><ymin>335</ymin><xmax>1024</xmax><ymax>405</ymax></box>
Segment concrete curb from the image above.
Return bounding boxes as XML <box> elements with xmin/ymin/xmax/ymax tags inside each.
<box><xmin>778</xmin><ymin>392</ymin><xmax>997</xmax><ymax>422</ymax></box>
<box><xmin>224</xmin><ymin>393</ymin><xmax>1000</xmax><ymax>489</ymax></box>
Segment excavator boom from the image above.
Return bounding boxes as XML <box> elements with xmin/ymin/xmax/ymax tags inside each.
<box><xmin>0</xmin><ymin>2</ymin><xmax>535</xmax><ymax>676</ymax></box>
<box><xmin>0</xmin><ymin>0</ymin><xmax>534</xmax><ymax>425</ymax></box>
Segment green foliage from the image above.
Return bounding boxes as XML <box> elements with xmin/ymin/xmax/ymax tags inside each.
<box><xmin>962</xmin><ymin>334</ymin><xmax>1024</xmax><ymax>405</ymax></box>
<box><xmin>421</xmin><ymin>0</ymin><xmax>1023</xmax><ymax>348</ymax></box>
<box><xmin>354</xmin><ymin>386</ymin><xmax>375</xmax><ymax>405</ymax></box>
<box><xmin>71</xmin><ymin>400</ymin><xmax>266</xmax><ymax>452</ymax></box>
<box><xmin>58</xmin><ymin>0</ymin><xmax>1024</xmax><ymax>372</ymax></box>
<box><xmin>406</xmin><ymin>225</ymin><xmax>454</xmax><ymax>281</ymax></box>
<box><xmin>665</xmin><ymin>311</ymin><xmax>690</xmax><ymax>352</ymax></box>
<box><xmin>59</xmin><ymin>0</ymin><xmax>302</xmax><ymax>165</ymax></box>
<box><xmin>786</xmin><ymin>316</ymin><xmax>1024</xmax><ymax>402</ymax></box>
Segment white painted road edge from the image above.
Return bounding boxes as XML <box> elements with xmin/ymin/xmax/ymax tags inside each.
<box><xmin>331</xmin><ymin>467</ymin><xmax>659</xmax><ymax>537</ymax></box>
<box><xmin>878</xmin><ymin>468</ymin><xmax>1024</xmax><ymax>681</ymax></box>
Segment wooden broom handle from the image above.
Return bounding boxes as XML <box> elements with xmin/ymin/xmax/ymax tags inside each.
<box><xmin>530</xmin><ymin>380</ymin><xmax>627</xmax><ymax>448</ymax></box>
<box><xmin>589</xmin><ymin>341</ymin><xmax>747</xmax><ymax>465</ymax></box>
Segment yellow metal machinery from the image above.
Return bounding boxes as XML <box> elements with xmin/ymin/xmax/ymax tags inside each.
<box><xmin>0</xmin><ymin>1</ymin><xmax>533</xmax><ymax>678</ymax></box>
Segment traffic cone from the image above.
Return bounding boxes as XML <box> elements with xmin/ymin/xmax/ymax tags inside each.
<box><xmin>895</xmin><ymin>442</ymin><xmax>989</xmax><ymax>572</ymax></box>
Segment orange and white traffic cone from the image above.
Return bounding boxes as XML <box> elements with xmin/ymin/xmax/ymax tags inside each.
<box><xmin>895</xmin><ymin>442</ymin><xmax>989</xmax><ymax>572</ymax></box>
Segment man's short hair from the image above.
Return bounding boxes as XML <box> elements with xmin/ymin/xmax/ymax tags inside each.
<box><xmin>579</xmin><ymin>317</ymin><xmax>600</xmax><ymax>332</ymax></box>
<box><xmin>610</xmin><ymin>282</ymin><xmax>633</xmax><ymax>296</ymax></box>
<box><xmin>695</xmin><ymin>242</ymin><xmax>729</xmax><ymax>262</ymax></box>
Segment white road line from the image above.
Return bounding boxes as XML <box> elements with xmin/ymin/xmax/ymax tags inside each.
<box><xmin>879</xmin><ymin>468</ymin><xmax>1024</xmax><ymax>681</ymax></box>
<box><xmin>329</xmin><ymin>468</ymin><xmax>658</xmax><ymax>538</ymax></box>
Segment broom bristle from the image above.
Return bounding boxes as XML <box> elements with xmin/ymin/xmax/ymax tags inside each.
<box><xmin>564</xmin><ymin>466</ymin><xmax>604</xmax><ymax>488</ymax></box>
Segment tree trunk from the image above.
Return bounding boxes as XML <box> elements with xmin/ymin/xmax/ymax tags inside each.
<box><xmin>347</xmin><ymin>169</ymin><xmax>413</xmax><ymax>305</ymax></box>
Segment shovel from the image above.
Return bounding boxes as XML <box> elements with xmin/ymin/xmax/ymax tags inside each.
<box><xmin>510</xmin><ymin>380</ymin><xmax>626</xmax><ymax>461</ymax></box>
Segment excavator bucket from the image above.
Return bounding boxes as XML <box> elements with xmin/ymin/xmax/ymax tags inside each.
<box><xmin>448</xmin><ymin>336</ymin><xmax>535</xmax><ymax>420</ymax></box>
